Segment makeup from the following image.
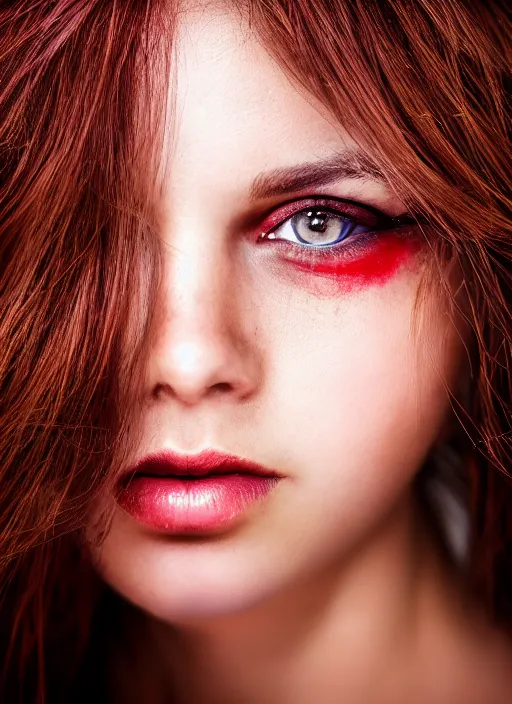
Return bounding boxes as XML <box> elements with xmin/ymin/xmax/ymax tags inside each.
<box><xmin>263</xmin><ymin>229</ymin><xmax>422</xmax><ymax>298</ymax></box>
<box><xmin>284</xmin><ymin>231</ymin><xmax>421</xmax><ymax>285</ymax></box>
<box><xmin>257</xmin><ymin>196</ymin><xmax>423</xmax><ymax>294</ymax></box>
<box><xmin>116</xmin><ymin>450</ymin><xmax>283</xmax><ymax>535</ymax></box>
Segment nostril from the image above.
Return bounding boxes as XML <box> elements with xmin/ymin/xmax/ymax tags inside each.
<box><xmin>153</xmin><ymin>383</ymin><xmax>171</xmax><ymax>400</ymax></box>
<box><xmin>211</xmin><ymin>382</ymin><xmax>233</xmax><ymax>394</ymax></box>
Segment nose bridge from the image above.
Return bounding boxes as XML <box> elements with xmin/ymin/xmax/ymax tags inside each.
<box><xmin>168</xmin><ymin>232</ymin><xmax>226</xmax><ymax>327</ymax></box>
<box><xmin>167</xmin><ymin>239</ymin><xmax>235</xmax><ymax>358</ymax></box>
<box><xmin>147</xmin><ymin>216</ymin><xmax>259</xmax><ymax>405</ymax></box>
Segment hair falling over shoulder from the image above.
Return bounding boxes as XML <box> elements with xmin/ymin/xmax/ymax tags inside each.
<box><xmin>0</xmin><ymin>0</ymin><xmax>511</xmax><ymax>701</ymax></box>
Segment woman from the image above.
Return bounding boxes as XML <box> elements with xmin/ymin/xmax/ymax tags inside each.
<box><xmin>1</xmin><ymin>0</ymin><xmax>511</xmax><ymax>701</ymax></box>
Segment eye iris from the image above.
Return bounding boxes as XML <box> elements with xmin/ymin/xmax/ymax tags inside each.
<box><xmin>292</xmin><ymin>209</ymin><xmax>349</xmax><ymax>245</ymax></box>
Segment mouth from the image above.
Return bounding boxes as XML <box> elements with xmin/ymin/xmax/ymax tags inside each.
<box><xmin>121</xmin><ymin>449</ymin><xmax>282</xmax><ymax>482</ymax></box>
<box><xmin>116</xmin><ymin>449</ymin><xmax>284</xmax><ymax>535</ymax></box>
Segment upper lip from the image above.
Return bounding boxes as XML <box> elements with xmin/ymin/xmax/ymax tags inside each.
<box><xmin>123</xmin><ymin>449</ymin><xmax>283</xmax><ymax>481</ymax></box>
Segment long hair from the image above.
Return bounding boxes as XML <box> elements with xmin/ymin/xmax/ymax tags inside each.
<box><xmin>0</xmin><ymin>0</ymin><xmax>510</xmax><ymax>701</ymax></box>
<box><xmin>0</xmin><ymin>1</ymin><xmax>171</xmax><ymax>700</ymax></box>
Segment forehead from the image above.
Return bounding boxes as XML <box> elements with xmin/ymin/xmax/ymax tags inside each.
<box><xmin>168</xmin><ymin>4</ymin><xmax>355</xmax><ymax>182</ymax></box>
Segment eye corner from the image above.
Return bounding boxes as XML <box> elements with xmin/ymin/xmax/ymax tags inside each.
<box><xmin>257</xmin><ymin>231</ymin><xmax>276</xmax><ymax>241</ymax></box>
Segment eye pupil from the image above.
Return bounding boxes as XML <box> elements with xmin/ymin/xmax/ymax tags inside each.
<box><xmin>307</xmin><ymin>210</ymin><xmax>328</xmax><ymax>232</ymax></box>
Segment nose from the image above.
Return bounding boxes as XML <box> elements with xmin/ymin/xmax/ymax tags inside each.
<box><xmin>146</xmin><ymin>241</ymin><xmax>261</xmax><ymax>407</ymax></box>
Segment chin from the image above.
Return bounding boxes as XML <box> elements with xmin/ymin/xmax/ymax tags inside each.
<box><xmin>92</xmin><ymin>515</ymin><xmax>287</xmax><ymax>625</ymax></box>
<box><xmin>102</xmin><ymin>563</ymin><xmax>279</xmax><ymax>626</ymax></box>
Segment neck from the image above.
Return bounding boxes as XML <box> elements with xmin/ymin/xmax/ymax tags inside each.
<box><xmin>114</xmin><ymin>490</ymin><xmax>458</xmax><ymax>703</ymax></box>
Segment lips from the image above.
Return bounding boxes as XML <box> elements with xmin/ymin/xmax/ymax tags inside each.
<box><xmin>116</xmin><ymin>450</ymin><xmax>283</xmax><ymax>534</ymax></box>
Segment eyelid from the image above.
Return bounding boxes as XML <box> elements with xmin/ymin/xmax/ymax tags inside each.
<box><xmin>259</xmin><ymin>196</ymin><xmax>388</xmax><ymax>238</ymax></box>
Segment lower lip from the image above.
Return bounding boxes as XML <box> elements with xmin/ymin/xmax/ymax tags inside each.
<box><xmin>116</xmin><ymin>474</ymin><xmax>280</xmax><ymax>534</ymax></box>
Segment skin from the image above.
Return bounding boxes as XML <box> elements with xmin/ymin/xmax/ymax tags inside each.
<box><xmin>90</xmin><ymin>3</ymin><xmax>512</xmax><ymax>702</ymax></box>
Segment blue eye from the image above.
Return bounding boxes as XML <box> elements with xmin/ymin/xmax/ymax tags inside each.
<box><xmin>271</xmin><ymin>208</ymin><xmax>371</xmax><ymax>247</ymax></box>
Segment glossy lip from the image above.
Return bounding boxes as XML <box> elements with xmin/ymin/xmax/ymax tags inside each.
<box><xmin>116</xmin><ymin>450</ymin><xmax>284</xmax><ymax>535</ymax></box>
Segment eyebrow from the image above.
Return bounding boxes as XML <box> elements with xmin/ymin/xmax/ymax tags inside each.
<box><xmin>249</xmin><ymin>150</ymin><xmax>386</xmax><ymax>201</ymax></box>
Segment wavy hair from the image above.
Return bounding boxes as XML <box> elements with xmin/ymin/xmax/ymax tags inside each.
<box><xmin>0</xmin><ymin>0</ymin><xmax>510</xmax><ymax>701</ymax></box>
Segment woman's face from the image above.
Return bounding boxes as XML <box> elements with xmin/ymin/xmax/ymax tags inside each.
<box><xmin>91</xmin><ymin>4</ymin><xmax>463</xmax><ymax>622</ymax></box>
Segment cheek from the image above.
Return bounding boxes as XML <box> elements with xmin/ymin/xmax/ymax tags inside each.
<box><xmin>265</xmin><ymin>269</ymin><xmax>460</xmax><ymax>489</ymax></box>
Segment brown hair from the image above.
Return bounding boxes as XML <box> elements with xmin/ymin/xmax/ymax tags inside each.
<box><xmin>0</xmin><ymin>0</ymin><xmax>510</xmax><ymax>701</ymax></box>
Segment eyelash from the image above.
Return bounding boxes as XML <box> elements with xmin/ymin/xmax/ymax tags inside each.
<box><xmin>257</xmin><ymin>196</ymin><xmax>416</xmax><ymax>262</ymax></box>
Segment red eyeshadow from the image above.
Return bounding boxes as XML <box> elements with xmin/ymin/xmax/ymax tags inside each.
<box><xmin>287</xmin><ymin>233</ymin><xmax>421</xmax><ymax>292</ymax></box>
